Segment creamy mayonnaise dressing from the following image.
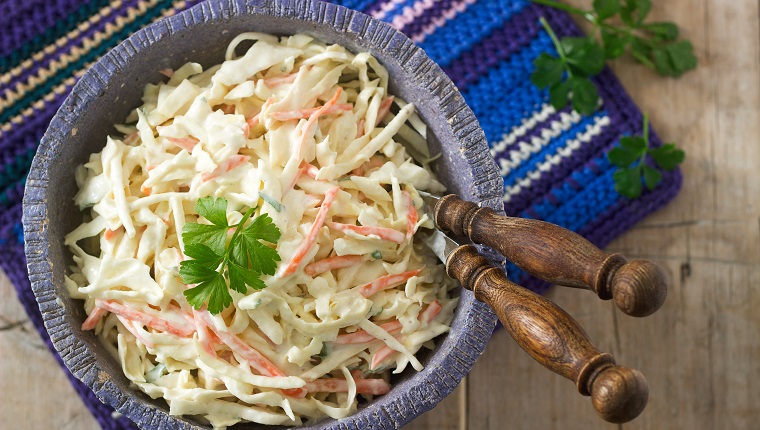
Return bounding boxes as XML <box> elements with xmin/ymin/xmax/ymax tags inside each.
<box><xmin>65</xmin><ymin>33</ymin><xmax>457</xmax><ymax>428</ymax></box>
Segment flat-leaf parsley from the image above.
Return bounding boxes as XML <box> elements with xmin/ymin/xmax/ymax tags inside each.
<box><xmin>179</xmin><ymin>197</ymin><xmax>281</xmax><ymax>314</ymax></box>
<box><xmin>607</xmin><ymin>114</ymin><xmax>685</xmax><ymax>198</ymax></box>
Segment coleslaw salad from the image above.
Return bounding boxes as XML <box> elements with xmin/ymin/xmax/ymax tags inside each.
<box><xmin>64</xmin><ymin>32</ymin><xmax>457</xmax><ymax>428</ymax></box>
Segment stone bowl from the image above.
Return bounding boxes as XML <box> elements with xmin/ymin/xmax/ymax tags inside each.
<box><xmin>22</xmin><ymin>0</ymin><xmax>503</xmax><ymax>428</ymax></box>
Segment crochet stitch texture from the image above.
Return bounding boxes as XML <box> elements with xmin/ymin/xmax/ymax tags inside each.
<box><xmin>0</xmin><ymin>0</ymin><xmax>681</xmax><ymax>427</ymax></box>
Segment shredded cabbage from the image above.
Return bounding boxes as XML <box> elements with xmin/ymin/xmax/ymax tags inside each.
<box><xmin>65</xmin><ymin>33</ymin><xmax>456</xmax><ymax>429</ymax></box>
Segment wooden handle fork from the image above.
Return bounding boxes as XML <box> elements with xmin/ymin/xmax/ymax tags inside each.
<box><xmin>448</xmin><ymin>245</ymin><xmax>649</xmax><ymax>423</ymax></box>
<box><xmin>434</xmin><ymin>194</ymin><xmax>667</xmax><ymax>317</ymax></box>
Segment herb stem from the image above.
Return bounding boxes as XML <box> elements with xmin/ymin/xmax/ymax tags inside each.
<box><xmin>638</xmin><ymin>113</ymin><xmax>650</xmax><ymax>166</ymax></box>
<box><xmin>220</xmin><ymin>206</ymin><xmax>257</xmax><ymax>275</ymax></box>
<box><xmin>531</xmin><ymin>0</ymin><xmax>587</xmax><ymax>16</ymax></box>
<box><xmin>539</xmin><ymin>17</ymin><xmax>574</xmax><ymax>78</ymax></box>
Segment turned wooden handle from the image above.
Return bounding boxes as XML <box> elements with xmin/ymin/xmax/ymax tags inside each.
<box><xmin>434</xmin><ymin>194</ymin><xmax>667</xmax><ymax>317</ymax></box>
<box><xmin>447</xmin><ymin>245</ymin><xmax>648</xmax><ymax>423</ymax></box>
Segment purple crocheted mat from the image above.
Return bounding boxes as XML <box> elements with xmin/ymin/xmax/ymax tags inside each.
<box><xmin>1</xmin><ymin>0</ymin><xmax>681</xmax><ymax>428</ymax></box>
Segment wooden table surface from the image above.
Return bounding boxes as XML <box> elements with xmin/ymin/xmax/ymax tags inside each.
<box><xmin>2</xmin><ymin>0</ymin><xmax>758</xmax><ymax>428</ymax></box>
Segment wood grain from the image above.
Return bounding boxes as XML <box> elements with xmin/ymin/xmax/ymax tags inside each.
<box><xmin>2</xmin><ymin>0</ymin><xmax>759</xmax><ymax>428</ymax></box>
<box><xmin>433</xmin><ymin>194</ymin><xmax>667</xmax><ymax>317</ymax></box>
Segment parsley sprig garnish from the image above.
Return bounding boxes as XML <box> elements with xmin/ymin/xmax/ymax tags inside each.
<box><xmin>179</xmin><ymin>197</ymin><xmax>281</xmax><ymax>314</ymax></box>
<box><xmin>530</xmin><ymin>0</ymin><xmax>692</xmax><ymax>198</ymax></box>
<box><xmin>531</xmin><ymin>0</ymin><xmax>697</xmax><ymax>113</ymax></box>
<box><xmin>607</xmin><ymin>114</ymin><xmax>685</xmax><ymax>198</ymax></box>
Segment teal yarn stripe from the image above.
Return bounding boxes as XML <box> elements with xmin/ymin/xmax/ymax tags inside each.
<box><xmin>0</xmin><ymin>0</ymin><xmax>176</xmax><ymax>125</ymax></box>
<box><xmin>0</xmin><ymin>0</ymin><xmax>115</xmax><ymax>74</ymax></box>
<box><xmin>0</xmin><ymin>176</ymin><xmax>26</xmax><ymax>208</ymax></box>
<box><xmin>0</xmin><ymin>146</ymin><xmax>37</xmax><ymax>192</ymax></box>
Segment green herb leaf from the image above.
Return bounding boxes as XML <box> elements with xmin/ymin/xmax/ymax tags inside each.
<box><xmin>549</xmin><ymin>79</ymin><xmax>571</xmax><ymax>109</ymax></box>
<box><xmin>184</xmin><ymin>275</ymin><xmax>231</xmax><ymax>315</ymax></box>
<box><xmin>652</xmin><ymin>47</ymin><xmax>675</xmax><ymax>76</ymax></box>
<box><xmin>195</xmin><ymin>197</ymin><xmax>229</xmax><ymax>227</ymax></box>
<box><xmin>569</xmin><ymin>77</ymin><xmax>599</xmax><ymax>115</ymax></box>
<box><xmin>601</xmin><ymin>30</ymin><xmax>631</xmax><ymax>59</ymax></box>
<box><xmin>643</xmin><ymin>22</ymin><xmax>679</xmax><ymax>41</ymax></box>
<box><xmin>179</xmin><ymin>258</ymin><xmax>220</xmax><ymax>284</ymax></box>
<box><xmin>532</xmin><ymin>0</ymin><xmax>696</xmax><ymax>110</ymax></box>
<box><xmin>607</xmin><ymin>114</ymin><xmax>685</xmax><ymax>199</ymax></box>
<box><xmin>613</xmin><ymin>167</ymin><xmax>643</xmax><ymax>198</ymax></box>
<box><xmin>179</xmin><ymin>199</ymin><xmax>281</xmax><ymax>314</ymax></box>
<box><xmin>665</xmin><ymin>41</ymin><xmax>697</xmax><ymax>75</ymax></box>
<box><xmin>642</xmin><ymin>165</ymin><xmax>663</xmax><ymax>190</ymax></box>
<box><xmin>182</xmin><ymin>223</ymin><xmax>228</xmax><ymax>256</ymax></box>
<box><xmin>630</xmin><ymin>38</ymin><xmax>655</xmax><ymax>69</ymax></box>
<box><xmin>258</xmin><ymin>191</ymin><xmax>284</xmax><ymax>212</ymax></box>
<box><xmin>621</xmin><ymin>0</ymin><xmax>651</xmax><ymax>26</ymax></box>
<box><xmin>531</xmin><ymin>53</ymin><xmax>565</xmax><ymax>89</ymax></box>
<box><xmin>608</xmin><ymin>146</ymin><xmax>640</xmax><ymax>168</ymax></box>
<box><xmin>620</xmin><ymin>136</ymin><xmax>647</xmax><ymax>154</ymax></box>
<box><xmin>593</xmin><ymin>0</ymin><xmax>620</xmax><ymax>20</ymax></box>
<box><xmin>228</xmin><ymin>262</ymin><xmax>266</xmax><ymax>293</ymax></box>
<box><xmin>562</xmin><ymin>37</ymin><xmax>606</xmax><ymax>77</ymax></box>
<box><xmin>650</xmin><ymin>143</ymin><xmax>685</xmax><ymax>170</ymax></box>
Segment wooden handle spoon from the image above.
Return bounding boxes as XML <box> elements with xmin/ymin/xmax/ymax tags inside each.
<box><xmin>420</xmin><ymin>229</ymin><xmax>649</xmax><ymax>424</ymax></box>
<box><xmin>421</xmin><ymin>193</ymin><xmax>667</xmax><ymax>317</ymax></box>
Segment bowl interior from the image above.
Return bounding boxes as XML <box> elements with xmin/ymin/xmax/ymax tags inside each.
<box><xmin>23</xmin><ymin>0</ymin><xmax>502</xmax><ymax>428</ymax></box>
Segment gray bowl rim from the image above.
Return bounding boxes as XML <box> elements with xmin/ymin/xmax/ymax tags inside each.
<box><xmin>22</xmin><ymin>0</ymin><xmax>502</xmax><ymax>428</ymax></box>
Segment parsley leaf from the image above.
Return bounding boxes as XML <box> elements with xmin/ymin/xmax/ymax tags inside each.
<box><xmin>530</xmin><ymin>18</ymin><xmax>603</xmax><ymax>116</ymax></box>
<box><xmin>179</xmin><ymin>198</ymin><xmax>281</xmax><ymax>314</ymax></box>
<box><xmin>607</xmin><ymin>114</ymin><xmax>685</xmax><ymax>198</ymax></box>
<box><xmin>532</xmin><ymin>0</ymin><xmax>697</xmax><ymax>113</ymax></box>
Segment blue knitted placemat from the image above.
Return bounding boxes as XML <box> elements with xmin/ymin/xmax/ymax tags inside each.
<box><xmin>0</xmin><ymin>0</ymin><xmax>681</xmax><ymax>428</ymax></box>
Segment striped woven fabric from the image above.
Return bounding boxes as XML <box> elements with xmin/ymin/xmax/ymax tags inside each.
<box><xmin>0</xmin><ymin>0</ymin><xmax>681</xmax><ymax>427</ymax></box>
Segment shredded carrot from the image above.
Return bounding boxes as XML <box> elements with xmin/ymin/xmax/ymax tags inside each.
<box><xmin>198</xmin><ymin>312</ymin><xmax>306</xmax><ymax>397</ymax></box>
<box><xmin>370</xmin><ymin>346</ymin><xmax>395</xmax><ymax>370</ymax></box>
<box><xmin>355</xmin><ymin>118</ymin><xmax>365</xmax><ymax>138</ymax></box>
<box><xmin>104</xmin><ymin>228</ymin><xmax>121</xmax><ymax>240</ymax></box>
<box><xmin>369</xmin><ymin>301</ymin><xmax>440</xmax><ymax>369</ymax></box>
<box><xmin>355</xmin><ymin>267</ymin><xmax>424</xmax><ymax>298</ymax></box>
<box><xmin>116</xmin><ymin>315</ymin><xmax>156</xmax><ymax>348</ymax></box>
<box><xmin>140</xmin><ymin>186</ymin><xmax>151</xmax><ymax>196</ymax></box>
<box><xmin>123</xmin><ymin>131</ymin><xmax>139</xmax><ymax>145</ymax></box>
<box><xmin>402</xmin><ymin>190</ymin><xmax>418</xmax><ymax>241</ymax></box>
<box><xmin>293</xmin><ymin>87</ymin><xmax>343</xmax><ymax>160</ymax></box>
<box><xmin>166</xmin><ymin>136</ymin><xmax>199</xmax><ymax>152</ymax></box>
<box><xmin>262</xmin><ymin>73</ymin><xmax>297</xmax><ymax>87</ymax></box>
<box><xmin>351</xmin><ymin>155</ymin><xmax>385</xmax><ymax>176</ymax></box>
<box><xmin>334</xmin><ymin>320</ymin><xmax>402</xmax><ymax>344</ymax></box>
<box><xmin>280</xmin><ymin>186</ymin><xmax>340</xmax><ymax>277</ymax></box>
<box><xmin>375</xmin><ymin>96</ymin><xmax>395</xmax><ymax>126</ymax></box>
<box><xmin>81</xmin><ymin>307</ymin><xmax>108</xmax><ymax>331</ymax></box>
<box><xmin>159</xmin><ymin>68</ymin><xmax>174</xmax><ymax>78</ymax></box>
<box><xmin>192</xmin><ymin>311</ymin><xmax>217</xmax><ymax>357</ymax></box>
<box><xmin>95</xmin><ymin>299</ymin><xmax>195</xmax><ymax>337</ymax></box>
<box><xmin>419</xmin><ymin>300</ymin><xmax>442</xmax><ymax>323</ymax></box>
<box><xmin>247</xmin><ymin>96</ymin><xmax>275</xmax><ymax>129</ymax></box>
<box><xmin>304</xmin><ymin>254</ymin><xmax>365</xmax><ymax>277</ymax></box>
<box><xmin>300</xmin><ymin>161</ymin><xmax>319</xmax><ymax>179</ymax></box>
<box><xmin>271</xmin><ymin>103</ymin><xmax>352</xmax><ymax>122</ymax></box>
<box><xmin>201</xmin><ymin>154</ymin><xmax>250</xmax><ymax>181</ymax></box>
<box><xmin>326</xmin><ymin>221</ymin><xmax>405</xmax><ymax>244</ymax></box>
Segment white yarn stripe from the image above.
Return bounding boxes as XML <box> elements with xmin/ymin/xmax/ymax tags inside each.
<box><xmin>411</xmin><ymin>0</ymin><xmax>477</xmax><ymax>43</ymax></box>
<box><xmin>371</xmin><ymin>0</ymin><xmax>407</xmax><ymax>19</ymax></box>
<box><xmin>391</xmin><ymin>0</ymin><xmax>438</xmax><ymax>31</ymax></box>
<box><xmin>492</xmin><ymin>103</ymin><xmax>556</xmax><ymax>154</ymax></box>
<box><xmin>492</xmin><ymin>108</ymin><xmax>583</xmax><ymax>176</ymax></box>
<box><xmin>501</xmin><ymin>115</ymin><xmax>611</xmax><ymax>203</ymax></box>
